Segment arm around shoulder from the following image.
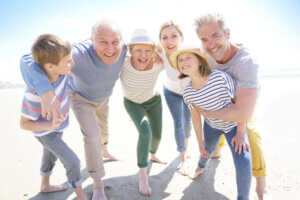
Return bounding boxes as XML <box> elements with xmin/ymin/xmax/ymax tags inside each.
<box><xmin>20</xmin><ymin>54</ymin><xmax>53</xmax><ymax>96</ymax></box>
<box><xmin>199</xmin><ymin>87</ymin><xmax>258</xmax><ymax>123</ymax></box>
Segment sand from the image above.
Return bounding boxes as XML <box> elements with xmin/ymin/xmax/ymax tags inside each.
<box><xmin>0</xmin><ymin>76</ymin><xmax>300</xmax><ymax>200</ymax></box>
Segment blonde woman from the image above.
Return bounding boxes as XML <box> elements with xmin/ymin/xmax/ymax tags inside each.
<box><xmin>158</xmin><ymin>21</ymin><xmax>191</xmax><ymax>174</ymax></box>
<box><xmin>120</xmin><ymin>29</ymin><xmax>166</xmax><ymax>196</ymax></box>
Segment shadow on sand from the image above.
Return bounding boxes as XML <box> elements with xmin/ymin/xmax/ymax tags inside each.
<box><xmin>28</xmin><ymin>159</ymin><xmax>114</xmax><ymax>200</ymax></box>
<box><xmin>181</xmin><ymin>158</ymin><xmax>229</xmax><ymax>200</ymax></box>
<box><xmin>28</xmin><ymin>157</ymin><xmax>229</xmax><ymax>200</ymax></box>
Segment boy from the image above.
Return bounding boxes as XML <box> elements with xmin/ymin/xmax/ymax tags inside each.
<box><xmin>20</xmin><ymin>34</ymin><xmax>87</xmax><ymax>200</ymax></box>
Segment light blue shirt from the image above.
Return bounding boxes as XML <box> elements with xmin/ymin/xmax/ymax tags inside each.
<box><xmin>21</xmin><ymin>75</ymin><xmax>69</xmax><ymax>136</ymax></box>
<box><xmin>20</xmin><ymin>41</ymin><xmax>127</xmax><ymax>102</ymax></box>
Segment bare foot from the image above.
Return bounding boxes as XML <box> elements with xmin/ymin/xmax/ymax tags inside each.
<box><xmin>188</xmin><ymin>166</ymin><xmax>203</xmax><ymax>180</ymax></box>
<box><xmin>139</xmin><ymin>178</ymin><xmax>152</xmax><ymax>196</ymax></box>
<box><xmin>150</xmin><ymin>154</ymin><xmax>167</xmax><ymax>164</ymax></box>
<box><xmin>76</xmin><ymin>192</ymin><xmax>88</xmax><ymax>200</ymax></box>
<box><xmin>92</xmin><ymin>179</ymin><xmax>107</xmax><ymax>200</ymax></box>
<box><xmin>40</xmin><ymin>184</ymin><xmax>67</xmax><ymax>193</ymax></box>
<box><xmin>178</xmin><ymin>162</ymin><xmax>188</xmax><ymax>176</ymax></box>
<box><xmin>256</xmin><ymin>177</ymin><xmax>267</xmax><ymax>200</ymax></box>
<box><xmin>139</xmin><ymin>168</ymin><xmax>151</xmax><ymax>196</ymax></box>
<box><xmin>211</xmin><ymin>147</ymin><xmax>221</xmax><ymax>158</ymax></box>
<box><xmin>103</xmin><ymin>149</ymin><xmax>119</xmax><ymax>161</ymax></box>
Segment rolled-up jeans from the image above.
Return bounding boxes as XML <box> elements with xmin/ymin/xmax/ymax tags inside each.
<box><xmin>198</xmin><ymin>121</ymin><xmax>252</xmax><ymax>200</ymax></box>
<box><xmin>36</xmin><ymin>132</ymin><xmax>82</xmax><ymax>188</ymax></box>
<box><xmin>163</xmin><ymin>87</ymin><xmax>191</xmax><ymax>152</ymax></box>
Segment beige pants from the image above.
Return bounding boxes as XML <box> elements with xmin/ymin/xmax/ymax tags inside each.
<box><xmin>69</xmin><ymin>91</ymin><xmax>109</xmax><ymax>179</ymax></box>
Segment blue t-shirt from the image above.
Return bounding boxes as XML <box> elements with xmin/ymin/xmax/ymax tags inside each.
<box><xmin>21</xmin><ymin>75</ymin><xmax>69</xmax><ymax>136</ymax></box>
<box><xmin>20</xmin><ymin>41</ymin><xmax>127</xmax><ymax>102</ymax></box>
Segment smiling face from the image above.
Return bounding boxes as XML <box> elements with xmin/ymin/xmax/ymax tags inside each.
<box><xmin>130</xmin><ymin>44</ymin><xmax>154</xmax><ymax>71</ymax></box>
<box><xmin>160</xmin><ymin>25</ymin><xmax>183</xmax><ymax>56</ymax></box>
<box><xmin>177</xmin><ymin>52</ymin><xmax>201</xmax><ymax>76</ymax></box>
<box><xmin>197</xmin><ymin>22</ymin><xmax>230</xmax><ymax>62</ymax></box>
<box><xmin>92</xmin><ymin>26</ymin><xmax>122</xmax><ymax>65</ymax></box>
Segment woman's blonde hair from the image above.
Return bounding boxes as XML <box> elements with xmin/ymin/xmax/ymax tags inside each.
<box><xmin>159</xmin><ymin>20</ymin><xmax>183</xmax><ymax>40</ymax></box>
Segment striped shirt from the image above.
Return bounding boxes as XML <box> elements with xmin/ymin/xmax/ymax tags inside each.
<box><xmin>183</xmin><ymin>70</ymin><xmax>237</xmax><ymax>133</ymax></box>
<box><xmin>21</xmin><ymin>75</ymin><xmax>70</xmax><ymax>137</ymax></box>
<box><xmin>120</xmin><ymin>56</ymin><xmax>164</xmax><ymax>104</ymax></box>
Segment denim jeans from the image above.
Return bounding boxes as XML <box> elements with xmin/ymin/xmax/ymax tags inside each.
<box><xmin>35</xmin><ymin>132</ymin><xmax>82</xmax><ymax>188</ymax></box>
<box><xmin>198</xmin><ymin>121</ymin><xmax>252</xmax><ymax>200</ymax></box>
<box><xmin>163</xmin><ymin>87</ymin><xmax>191</xmax><ymax>152</ymax></box>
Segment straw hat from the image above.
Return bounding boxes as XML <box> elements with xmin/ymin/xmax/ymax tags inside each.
<box><xmin>170</xmin><ymin>44</ymin><xmax>207</xmax><ymax>70</ymax></box>
<box><xmin>127</xmin><ymin>28</ymin><xmax>157</xmax><ymax>48</ymax></box>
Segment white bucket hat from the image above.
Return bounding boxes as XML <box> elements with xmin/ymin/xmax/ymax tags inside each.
<box><xmin>127</xmin><ymin>28</ymin><xmax>157</xmax><ymax>48</ymax></box>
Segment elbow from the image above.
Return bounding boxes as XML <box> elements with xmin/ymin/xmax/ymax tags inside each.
<box><xmin>20</xmin><ymin>121</ymin><xmax>26</xmax><ymax>130</ymax></box>
<box><xmin>20</xmin><ymin>120</ymin><xmax>29</xmax><ymax>131</ymax></box>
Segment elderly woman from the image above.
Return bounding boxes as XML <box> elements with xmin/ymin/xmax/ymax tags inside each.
<box><xmin>158</xmin><ymin>21</ymin><xmax>191</xmax><ymax>175</ymax></box>
<box><xmin>120</xmin><ymin>29</ymin><xmax>166</xmax><ymax>196</ymax></box>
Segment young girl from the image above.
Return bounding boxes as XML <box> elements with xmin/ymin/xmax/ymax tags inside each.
<box><xmin>170</xmin><ymin>45</ymin><xmax>252</xmax><ymax>200</ymax></box>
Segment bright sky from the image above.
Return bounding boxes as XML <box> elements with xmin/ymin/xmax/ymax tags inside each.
<box><xmin>0</xmin><ymin>0</ymin><xmax>299</xmax><ymax>83</ymax></box>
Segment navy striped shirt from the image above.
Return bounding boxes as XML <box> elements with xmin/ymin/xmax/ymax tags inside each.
<box><xmin>21</xmin><ymin>75</ymin><xmax>69</xmax><ymax>136</ymax></box>
<box><xmin>183</xmin><ymin>70</ymin><xmax>237</xmax><ymax>133</ymax></box>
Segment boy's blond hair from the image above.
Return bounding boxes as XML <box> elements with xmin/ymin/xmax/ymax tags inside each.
<box><xmin>31</xmin><ymin>34</ymin><xmax>71</xmax><ymax>68</ymax></box>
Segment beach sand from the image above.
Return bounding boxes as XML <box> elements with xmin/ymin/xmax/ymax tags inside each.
<box><xmin>0</xmin><ymin>76</ymin><xmax>299</xmax><ymax>200</ymax></box>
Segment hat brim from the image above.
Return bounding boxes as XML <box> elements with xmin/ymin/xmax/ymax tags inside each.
<box><xmin>170</xmin><ymin>48</ymin><xmax>207</xmax><ymax>71</ymax></box>
<box><xmin>127</xmin><ymin>42</ymin><xmax>159</xmax><ymax>49</ymax></box>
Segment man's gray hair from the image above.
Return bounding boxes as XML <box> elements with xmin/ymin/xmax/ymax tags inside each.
<box><xmin>194</xmin><ymin>12</ymin><xmax>228</xmax><ymax>33</ymax></box>
<box><xmin>91</xmin><ymin>18</ymin><xmax>122</xmax><ymax>41</ymax></box>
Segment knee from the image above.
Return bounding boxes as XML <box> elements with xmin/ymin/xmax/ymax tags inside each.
<box><xmin>205</xmin><ymin>143</ymin><xmax>217</xmax><ymax>153</ymax></box>
<box><xmin>152</xmin><ymin>132</ymin><xmax>162</xmax><ymax>141</ymax></box>
<box><xmin>83</xmin><ymin>130</ymin><xmax>101</xmax><ymax>144</ymax></box>
<box><xmin>139</xmin><ymin>131</ymin><xmax>151</xmax><ymax>142</ymax></box>
<box><xmin>138</xmin><ymin>123</ymin><xmax>151</xmax><ymax>139</ymax></box>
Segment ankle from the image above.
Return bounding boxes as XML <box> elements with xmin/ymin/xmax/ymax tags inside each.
<box><xmin>74</xmin><ymin>187</ymin><xmax>87</xmax><ymax>200</ymax></box>
<box><xmin>180</xmin><ymin>152</ymin><xmax>185</xmax><ymax>162</ymax></box>
<box><xmin>140</xmin><ymin>168</ymin><xmax>148</xmax><ymax>181</ymax></box>
<box><xmin>93</xmin><ymin>178</ymin><xmax>104</xmax><ymax>189</ymax></box>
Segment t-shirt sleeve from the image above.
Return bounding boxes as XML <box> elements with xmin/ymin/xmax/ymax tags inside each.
<box><xmin>20</xmin><ymin>54</ymin><xmax>53</xmax><ymax>96</ymax></box>
<box><xmin>222</xmin><ymin>72</ymin><xmax>236</xmax><ymax>98</ymax></box>
<box><xmin>183</xmin><ymin>88</ymin><xmax>195</xmax><ymax>110</ymax></box>
<box><xmin>21</xmin><ymin>95</ymin><xmax>41</xmax><ymax>121</ymax></box>
<box><xmin>236</xmin><ymin>63</ymin><xmax>259</xmax><ymax>88</ymax></box>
